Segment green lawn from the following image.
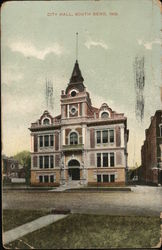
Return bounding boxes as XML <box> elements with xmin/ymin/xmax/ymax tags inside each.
<box><xmin>4</xmin><ymin>212</ymin><xmax>161</xmax><ymax>249</ymax></box>
<box><xmin>3</xmin><ymin>209</ymin><xmax>50</xmax><ymax>231</ymax></box>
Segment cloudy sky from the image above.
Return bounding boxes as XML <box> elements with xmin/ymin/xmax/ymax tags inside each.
<box><xmin>2</xmin><ymin>0</ymin><xmax>161</xmax><ymax>167</ymax></box>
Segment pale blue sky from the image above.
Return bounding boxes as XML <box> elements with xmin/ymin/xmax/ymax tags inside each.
<box><xmin>2</xmin><ymin>0</ymin><xmax>161</xmax><ymax>166</ymax></box>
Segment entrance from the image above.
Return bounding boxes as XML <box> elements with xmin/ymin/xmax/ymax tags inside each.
<box><xmin>68</xmin><ymin>168</ymin><xmax>80</xmax><ymax>180</ymax></box>
<box><xmin>68</xmin><ymin>159</ymin><xmax>80</xmax><ymax>181</ymax></box>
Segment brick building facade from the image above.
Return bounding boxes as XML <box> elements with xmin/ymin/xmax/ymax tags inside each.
<box><xmin>29</xmin><ymin>60</ymin><xmax>129</xmax><ymax>187</ymax></box>
<box><xmin>140</xmin><ymin>110</ymin><xmax>162</xmax><ymax>185</ymax></box>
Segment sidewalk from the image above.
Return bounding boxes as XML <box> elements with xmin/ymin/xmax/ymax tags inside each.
<box><xmin>3</xmin><ymin>214</ymin><xmax>68</xmax><ymax>245</ymax></box>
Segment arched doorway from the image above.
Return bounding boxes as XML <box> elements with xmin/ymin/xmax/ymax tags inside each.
<box><xmin>68</xmin><ymin>159</ymin><xmax>80</xmax><ymax>180</ymax></box>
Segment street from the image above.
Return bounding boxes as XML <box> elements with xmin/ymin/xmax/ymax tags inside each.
<box><xmin>3</xmin><ymin>186</ymin><xmax>162</xmax><ymax>216</ymax></box>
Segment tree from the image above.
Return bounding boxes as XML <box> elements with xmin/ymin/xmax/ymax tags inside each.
<box><xmin>13</xmin><ymin>151</ymin><xmax>31</xmax><ymax>185</ymax></box>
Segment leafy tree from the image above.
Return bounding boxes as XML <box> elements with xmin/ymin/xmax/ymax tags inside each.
<box><xmin>14</xmin><ymin>150</ymin><xmax>31</xmax><ymax>185</ymax></box>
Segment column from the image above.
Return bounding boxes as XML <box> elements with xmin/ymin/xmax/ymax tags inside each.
<box><xmin>60</xmin><ymin>152</ymin><xmax>66</xmax><ymax>185</ymax></box>
<box><xmin>120</xmin><ymin>126</ymin><xmax>125</xmax><ymax>147</ymax></box>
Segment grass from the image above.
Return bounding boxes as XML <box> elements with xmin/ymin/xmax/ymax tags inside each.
<box><xmin>3</xmin><ymin>209</ymin><xmax>50</xmax><ymax>231</ymax></box>
<box><xmin>4</xmin><ymin>213</ymin><xmax>161</xmax><ymax>249</ymax></box>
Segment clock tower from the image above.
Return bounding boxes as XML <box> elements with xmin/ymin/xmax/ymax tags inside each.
<box><xmin>61</xmin><ymin>60</ymin><xmax>94</xmax><ymax>120</ymax></box>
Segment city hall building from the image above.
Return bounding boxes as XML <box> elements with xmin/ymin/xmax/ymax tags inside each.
<box><xmin>29</xmin><ymin>60</ymin><xmax>129</xmax><ymax>187</ymax></box>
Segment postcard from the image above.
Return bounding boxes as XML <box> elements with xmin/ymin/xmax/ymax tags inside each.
<box><xmin>2</xmin><ymin>0</ymin><xmax>162</xmax><ymax>249</ymax></box>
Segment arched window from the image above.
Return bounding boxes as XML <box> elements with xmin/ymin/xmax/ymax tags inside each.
<box><xmin>101</xmin><ymin>112</ymin><xmax>109</xmax><ymax>119</ymax></box>
<box><xmin>70</xmin><ymin>132</ymin><xmax>78</xmax><ymax>145</ymax></box>
<box><xmin>43</xmin><ymin>118</ymin><xmax>50</xmax><ymax>125</ymax></box>
<box><xmin>68</xmin><ymin>159</ymin><xmax>80</xmax><ymax>167</ymax></box>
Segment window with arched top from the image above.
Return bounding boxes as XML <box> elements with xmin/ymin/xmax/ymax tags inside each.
<box><xmin>68</xmin><ymin>159</ymin><xmax>80</xmax><ymax>167</ymax></box>
<box><xmin>43</xmin><ymin>118</ymin><xmax>50</xmax><ymax>125</ymax></box>
<box><xmin>101</xmin><ymin>112</ymin><xmax>109</xmax><ymax>119</ymax></box>
<box><xmin>70</xmin><ymin>132</ymin><xmax>78</xmax><ymax>145</ymax></box>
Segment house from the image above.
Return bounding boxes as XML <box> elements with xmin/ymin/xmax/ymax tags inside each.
<box><xmin>140</xmin><ymin>110</ymin><xmax>162</xmax><ymax>185</ymax></box>
<box><xmin>2</xmin><ymin>155</ymin><xmax>26</xmax><ymax>183</ymax></box>
<box><xmin>29</xmin><ymin>59</ymin><xmax>129</xmax><ymax>187</ymax></box>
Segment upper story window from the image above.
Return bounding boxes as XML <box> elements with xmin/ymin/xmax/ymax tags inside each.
<box><xmin>43</xmin><ymin>118</ymin><xmax>50</xmax><ymax>125</ymax></box>
<box><xmin>109</xmin><ymin>130</ymin><xmax>114</xmax><ymax>143</ymax></box>
<box><xmin>44</xmin><ymin>135</ymin><xmax>49</xmax><ymax>147</ymax></box>
<box><xmin>160</xmin><ymin>125</ymin><xmax>162</xmax><ymax>137</ymax></box>
<box><xmin>39</xmin><ymin>134</ymin><xmax>54</xmax><ymax>148</ymax></box>
<box><xmin>102</xmin><ymin>130</ymin><xmax>108</xmax><ymax>143</ymax></box>
<box><xmin>97</xmin><ymin>152</ymin><xmax>115</xmax><ymax>167</ymax></box>
<box><xmin>70</xmin><ymin>132</ymin><xmax>78</xmax><ymax>145</ymax></box>
<box><xmin>96</xmin><ymin>129</ymin><xmax>114</xmax><ymax>144</ymax></box>
<box><xmin>101</xmin><ymin>112</ymin><xmax>109</xmax><ymax>119</ymax></box>
<box><xmin>39</xmin><ymin>155</ymin><xmax>54</xmax><ymax>169</ymax></box>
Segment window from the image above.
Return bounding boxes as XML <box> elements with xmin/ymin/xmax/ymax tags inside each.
<box><xmin>96</xmin><ymin>130</ymin><xmax>114</xmax><ymax>144</ymax></box>
<box><xmin>70</xmin><ymin>107</ymin><xmax>77</xmax><ymax>115</ymax></box>
<box><xmin>39</xmin><ymin>136</ymin><xmax>43</xmax><ymax>147</ymax></box>
<box><xmin>109</xmin><ymin>130</ymin><xmax>114</xmax><ymax>143</ymax></box>
<box><xmin>44</xmin><ymin>175</ymin><xmax>49</xmax><ymax>183</ymax></box>
<box><xmin>39</xmin><ymin>176</ymin><xmax>43</xmax><ymax>183</ymax></box>
<box><xmin>70</xmin><ymin>132</ymin><xmax>78</xmax><ymax>145</ymax></box>
<box><xmin>96</xmin><ymin>152</ymin><xmax>115</xmax><ymax>167</ymax></box>
<box><xmin>50</xmin><ymin>175</ymin><xmax>54</xmax><ymax>183</ymax></box>
<box><xmin>50</xmin><ymin>135</ymin><xmax>54</xmax><ymax>146</ymax></box>
<box><xmin>97</xmin><ymin>153</ymin><xmax>101</xmax><ymax>167</ymax></box>
<box><xmin>71</xmin><ymin>91</ymin><xmax>77</xmax><ymax>97</ymax></box>
<box><xmin>97</xmin><ymin>131</ymin><xmax>101</xmax><ymax>144</ymax></box>
<box><xmin>110</xmin><ymin>174</ymin><xmax>115</xmax><ymax>182</ymax></box>
<box><xmin>103</xmin><ymin>175</ymin><xmax>109</xmax><ymax>182</ymax></box>
<box><xmin>97</xmin><ymin>175</ymin><xmax>101</xmax><ymax>182</ymax></box>
<box><xmin>160</xmin><ymin>126</ymin><xmax>162</xmax><ymax>137</ymax></box>
<box><xmin>39</xmin><ymin>156</ymin><xmax>43</xmax><ymax>168</ymax></box>
<box><xmin>44</xmin><ymin>135</ymin><xmax>49</xmax><ymax>147</ymax></box>
<box><xmin>110</xmin><ymin>153</ymin><xmax>115</xmax><ymax>167</ymax></box>
<box><xmin>43</xmin><ymin>118</ymin><xmax>50</xmax><ymax>125</ymax></box>
<box><xmin>101</xmin><ymin>112</ymin><xmax>109</xmax><ymax>118</ymax></box>
<box><xmin>102</xmin><ymin>130</ymin><xmax>108</xmax><ymax>143</ymax></box>
<box><xmin>50</xmin><ymin>155</ymin><xmax>54</xmax><ymax>168</ymax></box>
<box><xmin>44</xmin><ymin>156</ymin><xmax>49</xmax><ymax>168</ymax></box>
<box><xmin>103</xmin><ymin>153</ymin><xmax>108</xmax><ymax>167</ymax></box>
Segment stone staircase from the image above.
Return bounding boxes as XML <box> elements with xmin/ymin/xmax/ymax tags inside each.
<box><xmin>50</xmin><ymin>181</ymin><xmax>82</xmax><ymax>192</ymax></box>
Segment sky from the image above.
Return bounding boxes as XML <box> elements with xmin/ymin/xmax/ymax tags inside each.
<box><xmin>2</xmin><ymin>0</ymin><xmax>162</xmax><ymax>167</ymax></box>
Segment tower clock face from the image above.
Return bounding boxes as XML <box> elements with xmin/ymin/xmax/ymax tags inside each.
<box><xmin>70</xmin><ymin>106</ymin><xmax>77</xmax><ymax>115</ymax></box>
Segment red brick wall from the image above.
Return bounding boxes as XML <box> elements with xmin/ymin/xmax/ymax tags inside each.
<box><xmin>34</xmin><ymin>135</ymin><xmax>38</xmax><ymax>152</ymax></box>
<box><xmin>33</xmin><ymin>156</ymin><xmax>37</xmax><ymax>167</ymax></box>
<box><xmin>55</xmin><ymin>154</ymin><xmax>60</xmax><ymax>167</ymax></box>
<box><xmin>90</xmin><ymin>129</ymin><xmax>95</xmax><ymax>148</ymax></box>
<box><xmin>115</xmin><ymin>126</ymin><xmax>121</xmax><ymax>147</ymax></box>
<box><xmin>90</xmin><ymin>153</ymin><xmax>95</xmax><ymax>166</ymax></box>
<box><xmin>65</xmin><ymin>129</ymin><xmax>71</xmax><ymax>145</ymax></box>
<box><xmin>116</xmin><ymin>151</ymin><xmax>122</xmax><ymax>165</ymax></box>
<box><xmin>55</xmin><ymin>132</ymin><xmax>59</xmax><ymax>151</ymax></box>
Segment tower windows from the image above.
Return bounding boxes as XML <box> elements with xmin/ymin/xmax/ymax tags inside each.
<box><xmin>71</xmin><ymin>91</ymin><xmax>77</xmax><ymax>97</ymax></box>
<box><xmin>70</xmin><ymin>132</ymin><xmax>78</xmax><ymax>145</ymax></box>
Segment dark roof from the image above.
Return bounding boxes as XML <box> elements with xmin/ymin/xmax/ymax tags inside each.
<box><xmin>66</xmin><ymin>60</ymin><xmax>85</xmax><ymax>94</ymax></box>
<box><xmin>70</xmin><ymin>60</ymin><xmax>84</xmax><ymax>83</ymax></box>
